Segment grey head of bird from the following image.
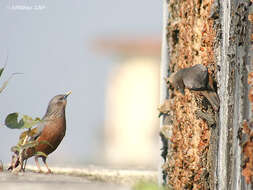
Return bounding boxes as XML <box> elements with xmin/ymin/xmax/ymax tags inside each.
<box><xmin>44</xmin><ymin>91</ymin><xmax>71</xmax><ymax>119</ymax></box>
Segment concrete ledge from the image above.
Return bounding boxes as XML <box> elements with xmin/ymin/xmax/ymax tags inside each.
<box><xmin>25</xmin><ymin>165</ymin><xmax>157</xmax><ymax>185</ymax></box>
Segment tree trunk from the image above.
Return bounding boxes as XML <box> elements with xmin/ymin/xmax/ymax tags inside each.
<box><xmin>159</xmin><ymin>0</ymin><xmax>253</xmax><ymax>189</ymax></box>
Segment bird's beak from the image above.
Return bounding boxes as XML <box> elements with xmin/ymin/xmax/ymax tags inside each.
<box><xmin>64</xmin><ymin>91</ymin><xmax>72</xmax><ymax>99</ymax></box>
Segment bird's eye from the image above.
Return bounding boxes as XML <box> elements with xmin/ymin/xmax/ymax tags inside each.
<box><xmin>59</xmin><ymin>97</ymin><xmax>64</xmax><ymax>101</ymax></box>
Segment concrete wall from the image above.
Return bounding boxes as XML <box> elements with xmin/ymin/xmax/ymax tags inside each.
<box><xmin>105</xmin><ymin>57</ymin><xmax>160</xmax><ymax>167</ymax></box>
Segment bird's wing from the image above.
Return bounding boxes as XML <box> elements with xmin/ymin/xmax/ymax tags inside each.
<box><xmin>183</xmin><ymin>64</ymin><xmax>208</xmax><ymax>90</ymax></box>
<box><xmin>30</xmin><ymin>122</ymin><xmax>45</xmax><ymax>140</ymax></box>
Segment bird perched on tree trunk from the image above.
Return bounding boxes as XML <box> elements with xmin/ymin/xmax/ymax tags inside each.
<box><xmin>8</xmin><ymin>91</ymin><xmax>71</xmax><ymax>173</ymax></box>
<box><xmin>167</xmin><ymin>64</ymin><xmax>219</xmax><ymax>111</ymax></box>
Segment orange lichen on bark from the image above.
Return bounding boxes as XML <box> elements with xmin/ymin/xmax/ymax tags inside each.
<box><xmin>241</xmin><ymin>9</ymin><xmax>253</xmax><ymax>185</ymax></box>
<box><xmin>248</xmin><ymin>14</ymin><xmax>253</xmax><ymax>23</ymax></box>
<box><xmin>167</xmin><ymin>91</ymin><xmax>210</xmax><ymax>189</ymax></box>
<box><xmin>164</xmin><ymin>0</ymin><xmax>216</xmax><ymax>189</ymax></box>
<box><xmin>241</xmin><ymin>120</ymin><xmax>253</xmax><ymax>184</ymax></box>
<box><xmin>242</xmin><ymin>70</ymin><xmax>253</xmax><ymax>184</ymax></box>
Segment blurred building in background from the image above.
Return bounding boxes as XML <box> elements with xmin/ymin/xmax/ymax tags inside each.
<box><xmin>95</xmin><ymin>37</ymin><xmax>161</xmax><ymax>168</ymax></box>
<box><xmin>0</xmin><ymin>1</ymin><xmax>162</xmax><ymax>167</ymax></box>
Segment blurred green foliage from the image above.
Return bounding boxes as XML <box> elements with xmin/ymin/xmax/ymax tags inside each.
<box><xmin>132</xmin><ymin>182</ymin><xmax>168</xmax><ymax>190</ymax></box>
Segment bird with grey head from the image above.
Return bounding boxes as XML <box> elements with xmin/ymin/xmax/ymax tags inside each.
<box><xmin>8</xmin><ymin>91</ymin><xmax>71</xmax><ymax>173</ymax></box>
<box><xmin>167</xmin><ymin>64</ymin><xmax>219</xmax><ymax>111</ymax></box>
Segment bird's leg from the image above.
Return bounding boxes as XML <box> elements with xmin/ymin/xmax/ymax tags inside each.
<box><xmin>35</xmin><ymin>156</ymin><xmax>42</xmax><ymax>173</ymax></box>
<box><xmin>42</xmin><ymin>157</ymin><xmax>52</xmax><ymax>174</ymax></box>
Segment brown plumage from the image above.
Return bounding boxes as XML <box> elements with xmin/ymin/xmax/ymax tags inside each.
<box><xmin>8</xmin><ymin>91</ymin><xmax>71</xmax><ymax>173</ymax></box>
<box><xmin>167</xmin><ymin>64</ymin><xmax>219</xmax><ymax>111</ymax></box>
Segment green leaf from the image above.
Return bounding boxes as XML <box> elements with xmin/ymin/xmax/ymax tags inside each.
<box><xmin>35</xmin><ymin>151</ymin><xmax>47</xmax><ymax>158</ymax></box>
<box><xmin>5</xmin><ymin>112</ymin><xmax>41</xmax><ymax>129</ymax></box>
<box><xmin>5</xmin><ymin>113</ymin><xmax>23</xmax><ymax>129</ymax></box>
<box><xmin>22</xmin><ymin>115</ymin><xmax>41</xmax><ymax>129</ymax></box>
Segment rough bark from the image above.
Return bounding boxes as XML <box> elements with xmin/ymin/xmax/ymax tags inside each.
<box><xmin>159</xmin><ymin>0</ymin><xmax>253</xmax><ymax>189</ymax></box>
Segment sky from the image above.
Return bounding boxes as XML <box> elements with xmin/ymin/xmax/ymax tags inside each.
<box><xmin>0</xmin><ymin>0</ymin><xmax>162</xmax><ymax>166</ymax></box>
